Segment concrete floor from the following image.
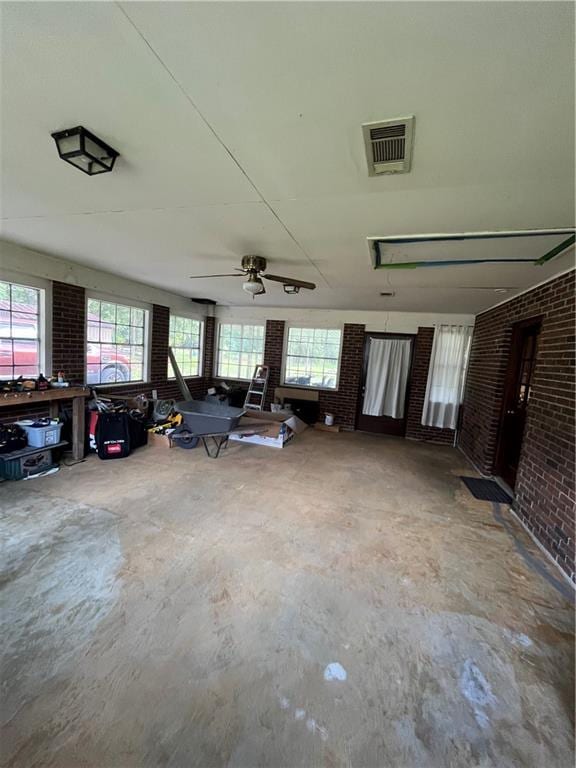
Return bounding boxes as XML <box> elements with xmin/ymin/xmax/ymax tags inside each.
<box><xmin>1</xmin><ymin>430</ymin><xmax>574</xmax><ymax>768</ymax></box>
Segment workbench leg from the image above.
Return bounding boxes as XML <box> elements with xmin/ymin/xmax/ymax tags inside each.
<box><xmin>49</xmin><ymin>401</ymin><xmax>59</xmax><ymax>419</ymax></box>
<box><xmin>72</xmin><ymin>396</ymin><xmax>85</xmax><ymax>460</ymax></box>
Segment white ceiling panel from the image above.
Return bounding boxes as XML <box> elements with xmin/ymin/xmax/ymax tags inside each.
<box><xmin>122</xmin><ymin>1</ymin><xmax>574</xmax><ymax>201</ymax></box>
<box><xmin>1</xmin><ymin>1</ymin><xmax>574</xmax><ymax>313</ymax></box>
<box><xmin>0</xmin><ymin>2</ymin><xmax>259</xmax><ymax>218</ymax></box>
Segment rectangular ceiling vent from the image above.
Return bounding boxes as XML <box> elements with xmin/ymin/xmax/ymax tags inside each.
<box><xmin>362</xmin><ymin>116</ymin><xmax>415</xmax><ymax>176</ymax></box>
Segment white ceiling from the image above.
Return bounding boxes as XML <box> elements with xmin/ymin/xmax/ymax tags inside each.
<box><xmin>1</xmin><ymin>1</ymin><xmax>574</xmax><ymax>313</ymax></box>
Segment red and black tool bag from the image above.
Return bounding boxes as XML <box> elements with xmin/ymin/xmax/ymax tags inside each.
<box><xmin>95</xmin><ymin>412</ymin><xmax>131</xmax><ymax>460</ymax></box>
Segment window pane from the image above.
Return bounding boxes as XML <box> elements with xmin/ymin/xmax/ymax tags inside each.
<box><xmin>13</xmin><ymin>339</ymin><xmax>39</xmax><ymax>366</ymax></box>
<box><xmin>100</xmin><ymin>322</ymin><xmax>114</xmax><ymax>343</ymax></box>
<box><xmin>87</xmin><ymin>298</ymin><xmax>100</xmax><ymax>321</ymax></box>
<box><xmin>0</xmin><ymin>339</ymin><xmax>13</xmax><ymax>366</ymax></box>
<box><xmin>284</xmin><ymin>327</ymin><xmax>341</xmax><ymax>390</ymax></box>
<box><xmin>115</xmin><ymin>325</ymin><xmax>130</xmax><ymax>344</ymax></box>
<box><xmin>11</xmin><ymin>313</ymin><xmax>38</xmax><ymax>340</ymax></box>
<box><xmin>216</xmin><ymin>323</ymin><xmax>264</xmax><ymax>379</ymax></box>
<box><xmin>0</xmin><ymin>310</ymin><xmax>10</xmax><ymax>338</ymax></box>
<box><xmin>0</xmin><ymin>281</ymin><xmax>42</xmax><ymax>379</ymax></box>
<box><xmin>86</xmin><ymin>299</ymin><xmax>148</xmax><ymax>384</ymax></box>
<box><xmin>116</xmin><ymin>305</ymin><xmax>130</xmax><ymax>325</ymax></box>
<box><xmin>101</xmin><ymin>302</ymin><xmax>116</xmax><ymax>323</ymax></box>
<box><xmin>11</xmin><ymin>284</ymin><xmax>38</xmax><ymax>313</ymax></box>
<box><xmin>167</xmin><ymin>315</ymin><xmax>202</xmax><ymax>378</ymax></box>
<box><xmin>131</xmin><ymin>307</ymin><xmax>144</xmax><ymax>326</ymax></box>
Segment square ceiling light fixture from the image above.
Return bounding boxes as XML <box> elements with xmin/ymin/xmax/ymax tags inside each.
<box><xmin>51</xmin><ymin>126</ymin><xmax>119</xmax><ymax>175</ymax></box>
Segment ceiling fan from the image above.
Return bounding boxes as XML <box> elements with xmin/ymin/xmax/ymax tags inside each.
<box><xmin>189</xmin><ymin>255</ymin><xmax>316</xmax><ymax>297</ymax></box>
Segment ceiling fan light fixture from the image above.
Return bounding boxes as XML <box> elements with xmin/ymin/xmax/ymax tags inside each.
<box><xmin>242</xmin><ymin>274</ymin><xmax>265</xmax><ymax>296</ymax></box>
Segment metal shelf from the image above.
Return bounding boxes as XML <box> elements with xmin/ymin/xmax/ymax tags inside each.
<box><xmin>0</xmin><ymin>440</ymin><xmax>68</xmax><ymax>462</ymax></box>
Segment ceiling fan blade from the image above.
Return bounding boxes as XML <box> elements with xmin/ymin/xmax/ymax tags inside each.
<box><xmin>188</xmin><ymin>273</ymin><xmax>245</xmax><ymax>279</ymax></box>
<box><xmin>264</xmin><ymin>274</ymin><xmax>316</xmax><ymax>290</ymax></box>
<box><xmin>377</xmin><ymin>258</ymin><xmax>538</xmax><ymax>269</ymax></box>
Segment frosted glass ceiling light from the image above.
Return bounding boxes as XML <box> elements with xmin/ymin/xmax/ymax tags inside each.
<box><xmin>242</xmin><ymin>274</ymin><xmax>265</xmax><ymax>296</ymax></box>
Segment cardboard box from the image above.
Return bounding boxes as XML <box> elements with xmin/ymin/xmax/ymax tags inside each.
<box><xmin>229</xmin><ymin>409</ymin><xmax>307</xmax><ymax>449</ymax></box>
<box><xmin>314</xmin><ymin>422</ymin><xmax>341</xmax><ymax>433</ymax></box>
<box><xmin>147</xmin><ymin>431</ymin><xmax>173</xmax><ymax>449</ymax></box>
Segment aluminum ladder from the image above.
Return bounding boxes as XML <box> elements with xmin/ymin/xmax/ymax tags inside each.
<box><xmin>244</xmin><ymin>365</ymin><xmax>269</xmax><ymax>411</ymax></box>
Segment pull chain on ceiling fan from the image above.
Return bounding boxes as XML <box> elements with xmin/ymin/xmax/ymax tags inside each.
<box><xmin>189</xmin><ymin>255</ymin><xmax>316</xmax><ymax>298</ymax></box>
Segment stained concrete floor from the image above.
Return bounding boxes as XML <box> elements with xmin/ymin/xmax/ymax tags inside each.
<box><xmin>1</xmin><ymin>430</ymin><xmax>574</xmax><ymax>768</ymax></box>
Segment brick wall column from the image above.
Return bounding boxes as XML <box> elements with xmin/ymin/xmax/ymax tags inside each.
<box><xmin>317</xmin><ymin>323</ymin><xmax>365</xmax><ymax>428</ymax></box>
<box><xmin>405</xmin><ymin>327</ymin><xmax>455</xmax><ymax>444</ymax></box>
<box><xmin>264</xmin><ymin>319</ymin><xmax>285</xmax><ymax>408</ymax></box>
<box><xmin>52</xmin><ymin>281</ymin><xmax>86</xmax><ymax>384</ymax></box>
<box><xmin>203</xmin><ymin>316</ymin><xmax>216</xmax><ymax>380</ymax></box>
<box><xmin>150</xmin><ymin>304</ymin><xmax>169</xmax><ymax>385</ymax></box>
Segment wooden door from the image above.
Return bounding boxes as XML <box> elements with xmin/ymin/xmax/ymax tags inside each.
<box><xmin>495</xmin><ymin>319</ymin><xmax>541</xmax><ymax>489</ymax></box>
<box><xmin>356</xmin><ymin>333</ymin><xmax>414</xmax><ymax>436</ymax></box>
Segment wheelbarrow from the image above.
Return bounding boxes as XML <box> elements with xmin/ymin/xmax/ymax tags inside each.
<box><xmin>172</xmin><ymin>400</ymin><xmax>259</xmax><ymax>458</ymax></box>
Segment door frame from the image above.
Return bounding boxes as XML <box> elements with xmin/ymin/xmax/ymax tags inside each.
<box><xmin>494</xmin><ymin>316</ymin><xmax>542</xmax><ymax>487</ymax></box>
<box><xmin>355</xmin><ymin>332</ymin><xmax>416</xmax><ymax>434</ymax></box>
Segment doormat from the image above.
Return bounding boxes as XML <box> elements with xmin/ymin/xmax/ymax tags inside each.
<box><xmin>459</xmin><ymin>477</ymin><xmax>513</xmax><ymax>504</ymax></box>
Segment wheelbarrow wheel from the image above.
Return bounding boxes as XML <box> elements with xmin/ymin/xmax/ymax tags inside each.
<box><xmin>171</xmin><ymin>425</ymin><xmax>199</xmax><ymax>449</ymax></box>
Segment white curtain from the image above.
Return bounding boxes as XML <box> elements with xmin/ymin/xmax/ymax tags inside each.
<box><xmin>422</xmin><ymin>325</ymin><xmax>473</xmax><ymax>429</ymax></box>
<box><xmin>362</xmin><ymin>338</ymin><xmax>412</xmax><ymax>418</ymax></box>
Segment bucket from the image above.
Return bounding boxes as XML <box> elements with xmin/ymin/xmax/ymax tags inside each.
<box><xmin>324</xmin><ymin>413</ymin><xmax>335</xmax><ymax>426</ymax></box>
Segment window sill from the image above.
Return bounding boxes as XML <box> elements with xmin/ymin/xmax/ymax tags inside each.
<box><xmin>213</xmin><ymin>376</ymin><xmax>252</xmax><ymax>384</ymax></box>
<box><xmin>281</xmin><ymin>382</ymin><xmax>339</xmax><ymax>394</ymax></box>
<box><xmin>91</xmin><ymin>380</ymin><xmax>148</xmax><ymax>389</ymax></box>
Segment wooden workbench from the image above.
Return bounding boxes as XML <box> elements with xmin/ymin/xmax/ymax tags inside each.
<box><xmin>0</xmin><ymin>387</ymin><xmax>89</xmax><ymax>460</ymax></box>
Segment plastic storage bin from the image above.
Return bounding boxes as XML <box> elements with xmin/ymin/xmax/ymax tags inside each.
<box><xmin>0</xmin><ymin>447</ymin><xmax>55</xmax><ymax>480</ymax></box>
<box><xmin>16</xmin><ymin>420</ymin><xmax>63</xmax><ymax>448</ymax></box>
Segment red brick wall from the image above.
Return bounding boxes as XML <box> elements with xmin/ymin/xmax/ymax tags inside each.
<box><xmin>264</xmin><ymin>320</ymin><xmax>285</xmax><ymax>408</ymax></box>
<box><xmin>405</xmin><ymin>327</ymin><xmax>455</xmax><ymax>445</ymax></box>
<box><xmin>203</xmin><ymin>316</ymin><xmax>215</xmax><ymax>380</ymax></box>
<box><xmin>149</xmin><ymin>304</ymin><xmax>169</xmax><ymax>385</ymax></box>
<box><xmin>52</xmin><ymin>281</ymin><xmax>86</xmax><ymax>384</ymax></box>
<box><xmin>317</xmin><ymin>324</ymin><xmax>365</xmax><ymax>428</ymax></box>
<box><xmin>0</xmin><ymin>401</ymin><xmax>50</xmax><ymax>425</ymax></box>
<box><xmin>459</xmin><ymin>270</ymin><xmax>575</xmax><ymax>580</ymax></box>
